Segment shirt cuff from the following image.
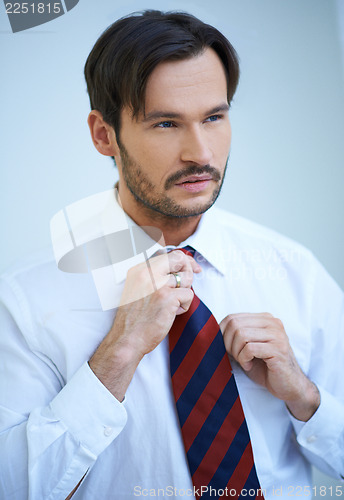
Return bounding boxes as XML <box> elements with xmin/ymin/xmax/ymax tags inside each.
<box><xmin>49</xmin><ymin>361</ymin><xmax>127</xmax><ymax>456</ymax></box>
<box><xmin>290</xmin><ymin>386</ymin><xmax>344</xmax><ymax>473</ymax></box>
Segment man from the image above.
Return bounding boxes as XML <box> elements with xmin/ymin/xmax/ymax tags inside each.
<box><xmin>0</xmin><ymin>10</ymin><xmax>343</xmax><ymax>500</ymax></box>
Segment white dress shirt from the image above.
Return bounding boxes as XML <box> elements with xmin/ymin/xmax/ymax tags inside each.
<box><xmin>0</xmin><ymin>193</ymin><xmax>344</xmax><ymax>500</ymax></box>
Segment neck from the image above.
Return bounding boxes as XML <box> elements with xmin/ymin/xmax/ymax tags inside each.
<box><xmin>116</xmin><ymin>184</ymin><xmax>202</xmax><ymax>246</ymax></box>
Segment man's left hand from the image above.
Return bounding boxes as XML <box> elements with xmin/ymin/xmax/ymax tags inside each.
<box><xmin>220</xmin><ymin>312</ymin><xmax>320</xmax><ymax>422</ymax></box>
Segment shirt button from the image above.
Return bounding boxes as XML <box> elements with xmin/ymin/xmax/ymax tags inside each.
<box><xmin>306</xmin><ymin>435</ymin><xmax>317</xmax><ymax>443</ymax></box>
<box><xmin>104</xmin><ymin>426</ymin><xmax>113</xmax><ymax>437</ymax></box>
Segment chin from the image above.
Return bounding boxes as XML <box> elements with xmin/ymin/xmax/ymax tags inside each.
<box><xmin>177</xmin><ymin>191</ymin><xmax>219</xmax><ymax>212</ymax></box>
<box><xmin>168</xmin><ymin>200</ymin><xmax>216</xmax><ymax>218</ymax></box>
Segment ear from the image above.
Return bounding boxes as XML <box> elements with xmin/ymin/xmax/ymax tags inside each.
<box><xmin>87</xmin><ymin>110</ymin><xmax>120</xmax><ymax>157</ymax></box>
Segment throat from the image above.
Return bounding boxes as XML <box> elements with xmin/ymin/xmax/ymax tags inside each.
<box><xmin>130</xmin><ymin>204</ymin><xmax>201</xmax><ymax>246</ymax></box>
<box><xmin>116</xmin><ymin>181</ymin><xmax>204</xmax><ymax>245</ymax></box>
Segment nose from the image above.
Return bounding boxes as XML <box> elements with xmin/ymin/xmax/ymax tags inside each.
<box><xmin>180</xmin><ymin>126</ymin><xmax>213</xmax><ymax>165</ymax></box>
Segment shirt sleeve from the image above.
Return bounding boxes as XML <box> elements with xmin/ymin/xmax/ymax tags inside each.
<box><xmin>0</xmin><ymin>277</ymin><xmax>127</xmax><ymax>500</ymax></box>
<box><xmin>290</xmin><ymin>255</ymin><xmax>344</xmax><ymax>479</ymax></box>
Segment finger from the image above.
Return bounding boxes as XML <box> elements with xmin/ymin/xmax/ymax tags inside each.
<box><xmin>166</xmin><ymin>270</ymin><xmax>194</xmax><ymax>289</ymax></box>
<box><xmin>237</xmin><ymin>341</ymin><xmax>279</xmax><ymax>371</ymax></box>
<box><xmin>144</xmin><ymin>252</ymin><xmax>188</xmax><ymax>290</ymax></box>
<box><xmin>150</xmin><ymin>250</ymin><xmax>201</xmax><ymax>277</ymax></box>
<box><xmin>168</xmin><ymin>250</ymin><xmax>202</xmax><ymax>274</ymax></box>
<box><xmin>220</xmin><ymin>313</ymin><xmax>283</xmax><ymax>336</ymax></box>
<box><xmin>153</xmin><ymin>255</ymin><xmax>198</xmax><ymax>289</ymax></box>
<box><xmin>228</xmin><ymin>327</ymin><xmax>277</xmax><ymax>361</ymax></box>
<box><xmin>173</xmin><ymin>288</ymin><xmax>195</xmax><ymax>315</ymax></box>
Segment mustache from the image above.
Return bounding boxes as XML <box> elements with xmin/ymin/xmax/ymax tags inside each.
<box><xmin>165</xmin><ymin>165</ymin><xmax>221</xmax><ymax>190</ymax></box>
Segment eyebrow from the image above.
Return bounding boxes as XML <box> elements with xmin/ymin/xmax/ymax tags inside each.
<box><xmin>142</xmin><ymin>103</ymin><xmax>230</xmax><ymax>123</ymax></box>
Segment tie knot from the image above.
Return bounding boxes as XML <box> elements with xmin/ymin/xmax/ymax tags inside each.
<box><xmin>179</xmin><ymin>245</ymin><xmax>195</xmax><ymax>257</ymax></box>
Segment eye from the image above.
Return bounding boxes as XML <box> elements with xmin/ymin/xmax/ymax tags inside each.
<box><xmin>155</xmin><ymin>121</ymin><xmax>175</xmax><ymax>128</ymax></box>
<box><xmin>204</xmin><ymin>114</ymin><xmax>222</xmax><ymax>123</ymax></box>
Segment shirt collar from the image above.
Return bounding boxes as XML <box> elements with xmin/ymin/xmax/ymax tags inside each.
<box><xmin>157</xmin><ymin>205</ymin><xmax>226</xmax><ymax>276</ymax></box>
<box><xmin>52</xmin><ymin>186</ymin><xmax>225</xmax><ymax>281</ymax></box>
<box><xmin>115</xmin><ymin>188</ymin><xmax>226</xmax><ymax>276</ymax></box>
<box><xmin>181</xmin><ymin>206</ymin><xmax>226</xmax><ymax>275</ymax></box>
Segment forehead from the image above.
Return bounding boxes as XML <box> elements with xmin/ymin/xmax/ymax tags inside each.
<box><xmin>143</xmin><ymin>48</ymin><xmax>228</xmax><ymax>117</ymax></box>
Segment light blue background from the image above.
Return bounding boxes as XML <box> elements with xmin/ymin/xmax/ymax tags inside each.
<box><xmin>0</xmin><ymin>0</ymin><xmax>343</xmax><ymax>494</ymax></box>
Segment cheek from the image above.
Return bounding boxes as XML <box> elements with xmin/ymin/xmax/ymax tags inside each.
<box><xmin>135</xmin><ymin>139</ymin><xmax>178</xmax><ymax>180</ymax></box>
<box><xmin>212</xmin><ymin>130</ymin><xmax>231</xmax><ymax>163</ymax></box>
<box><xmin>220</xmin><ymin>124</ymin><xmax>232</xmax><ymax>156</ymax></box>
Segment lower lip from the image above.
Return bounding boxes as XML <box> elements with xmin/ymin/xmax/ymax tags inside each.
<box><xmin>175</xmin><ymin>180</ymin><xmax>212</xmax><ymax>193</ymax></box>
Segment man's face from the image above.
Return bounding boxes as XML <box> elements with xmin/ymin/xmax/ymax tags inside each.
<box><xmin>116</xmin><ymin>48</ymin><xmax>232</xmax><ymax>219</ymax></box>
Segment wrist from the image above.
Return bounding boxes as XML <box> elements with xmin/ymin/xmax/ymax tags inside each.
<box><xmin>89</xmin><ymin>336</ymin><xmax>143</xmax><ymax>402</ymax></box>
<box><xmin>285</xmin><ymin>379</ymin><xmax>320</xmax><ymax>422</ymax></box>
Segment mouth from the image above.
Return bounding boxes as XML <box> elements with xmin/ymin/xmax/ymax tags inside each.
<box><xmin>174</xmin><ymin>175</ymin><xmax>213</xmax><ymax>193</ymax></box>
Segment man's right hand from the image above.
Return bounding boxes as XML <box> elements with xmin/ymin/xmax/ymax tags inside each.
<box><xmin>89</xmin><ymin>250</ymin><xmax>201</xmax><ymax>401</ymax></box>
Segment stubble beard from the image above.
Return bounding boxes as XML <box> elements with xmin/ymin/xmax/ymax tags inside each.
<box><xmin>119</xmin><ymin>142</ymin><xmax>228</xmax><ymax>220</ymax></box>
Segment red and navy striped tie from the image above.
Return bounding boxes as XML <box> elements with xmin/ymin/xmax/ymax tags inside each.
<box><xmin>169</xmin><ymin>246</ymin><xmax>263</xmax><ymax>500</ymax></box>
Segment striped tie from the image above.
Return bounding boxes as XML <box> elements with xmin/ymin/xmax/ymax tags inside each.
<box><xmin>169</xmin><ymin>246</ymin><xmax>263</xmax><ymax>500</ymax></box>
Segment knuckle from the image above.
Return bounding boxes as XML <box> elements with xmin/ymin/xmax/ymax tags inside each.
<box><xmin>184</xmin><ymin>270</ymin><xmax>194</xmax><ymax>285</ymax></box>
<box><xmin>126</xmin><ymin>264</ymin><xmax>137</xmax><ymax>276</ymax></box>
<box><xmin>168</xmin><ymin>251</ymin><xmax>185</xmax><ymax>272</ymax></box>
<box><xmin>234</xmin><ymin>327</ymin><xmax>244</xmax><ymax>339</ymax></box>
<box><xmin>127</xmin><ymin>264</ymin><xmax>141</xmax><ymax>279</ymax></box>
<box><xmin>244</xmin><ymin>342</ymin><xmax>255</xmax><ymax>357</ymax></box>
<box><xmin>187</xmin><ymin>255</ymin><xmax>196</xmax><ymax>267</ymax></box>
<box><xmin>172</xmin><ymin>249</ymin><xmax>185</xmax><ymax>262</ymax></box>
<box><xmin>155</xmin><ymin>286</ymin><xmax>169</xmax><ymax>301</ymax></box>
<box><xmin>227</xmin><ymin>317</ymin><xmax>240</xmax><ymax>333</ymax></box>
<box><xmin>274</xmin><ymin>318</ymin><xmax>284</xmax><ymax>329</ymax></box>
<box><xmin>185</xmin><ymin>287</ymin><xmax>194</xmax><ymax>299</ymax></box>
<box><xmin>185</xmin><ymin>288</ymin><xmax>195</xmax><ymax>304</ymax></box>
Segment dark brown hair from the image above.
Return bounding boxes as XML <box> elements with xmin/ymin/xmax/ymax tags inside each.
<box><xmin>84</xmin><ymin>10</ymin><xmax>240</xmax><ymax>138</ymax></box>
